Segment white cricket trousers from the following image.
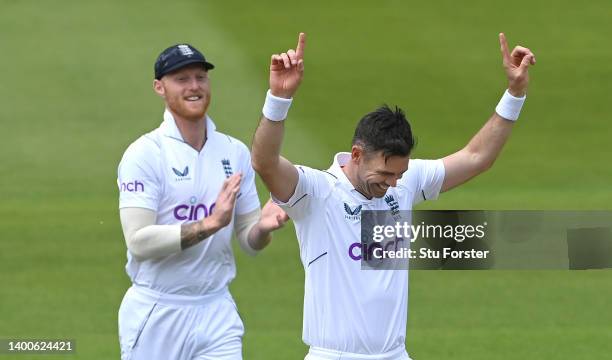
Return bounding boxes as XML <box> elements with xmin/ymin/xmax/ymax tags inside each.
<box><xmin>305</xmin><ymin>346</ymin><xmax>412</xmax><ymax>360</ymax></box>
<box><xmin>118</xmin><ymin>285</ymin><xmax>244</xmax><ymax>360</ymax></box>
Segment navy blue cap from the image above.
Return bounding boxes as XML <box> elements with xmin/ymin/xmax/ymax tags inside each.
<box><xmin>154</xmin><ymin>44</ymin><xmax>214</xmax><ymax>80</ymax></box>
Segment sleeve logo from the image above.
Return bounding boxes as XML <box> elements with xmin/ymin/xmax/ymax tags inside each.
<box><xmin>119</xmin><ymin>180</ymin><xmax>144</xmax><ymax>192</ymax></box>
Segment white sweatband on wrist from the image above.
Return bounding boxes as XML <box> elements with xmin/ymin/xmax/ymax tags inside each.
<box><xmin>262</xmin><ymin>89</ymin><xmax>293</xmax><ymax>121</ymax></box>
<box><xmin>495</xmin><ymin>89</ymin><xmax>526</xmax><ymax>121</ymax></box>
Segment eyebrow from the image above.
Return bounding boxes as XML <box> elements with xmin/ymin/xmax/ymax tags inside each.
<box><xmin>376</xmin><ymin>169</ymin><xmax>408</xmax><ymax>176</ymax></box>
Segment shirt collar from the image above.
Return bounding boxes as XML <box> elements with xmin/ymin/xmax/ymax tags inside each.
<box><xmin>160</xmin><ymin>109</ymin><xmax>216</xmax><ymax>142</ymax></box>
<box><xmin>328</xmin><ymin>152</ymin><xmax>351</xmax><ymax>182</ymax></box>
<box><xmin>328</xmin><ymin>152</ymin><xmax>375</xmax><ymax>201</ymax></box>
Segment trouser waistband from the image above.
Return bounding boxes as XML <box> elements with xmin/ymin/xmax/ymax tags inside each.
<box><xmin>308</xmin><ymin>345</ymin><xmax>409</xmax><ymax>360</ymax></box>
<box><xmin>128</xmin><ymin>285</ymin><xmax>229</xmax><ymax>306</ymax></box>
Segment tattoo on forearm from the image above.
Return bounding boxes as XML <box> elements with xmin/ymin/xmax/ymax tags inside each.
<box><xmin>180</xmin><ymin>222</ymin><xmax>212</xmax><ymax>250</ymax></box>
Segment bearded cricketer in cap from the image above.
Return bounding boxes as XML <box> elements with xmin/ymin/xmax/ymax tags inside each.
<box><xmin>117</xmin><ymin>43</ymin><xmax>288</xmax><ymax>360</ymax></box>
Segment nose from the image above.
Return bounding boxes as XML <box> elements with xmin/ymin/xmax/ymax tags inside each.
<box><xmin>187</xmin><ymin>77</ymin><xmax>201</xmax><ymax>90</ymax></box>
<box><xmin>386</xmin><ymin>176</ymin><xmax>398</xmax><ymax>188</ymax></box>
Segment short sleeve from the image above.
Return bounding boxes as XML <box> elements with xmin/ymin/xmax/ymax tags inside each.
<box><xmin>117</xmin><ymin>141</ymin><xmax>162</xmax><ymax>211</ymax></box>
<box><xmin>399</xmin><ymin>159</ymin><xmax>445</xmax><ymax>205</ymax></box>
<box><xmin>272</xmin><ymin>165</ymin><xmax>333</xmax><ymax>221</ymax></box>
<box><xmin>235</xmin><ymin>144</ymin><xmax>261</xmax><ymax>216</ymax></box>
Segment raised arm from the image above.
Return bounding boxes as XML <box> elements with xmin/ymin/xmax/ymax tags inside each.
<box><xmin>441</xmin><ymin>33</ymin><xmax>536</xmax><ymax>192</ymax></box>
<box><xmin>251</xmin><ymin>33</ymin><xmax>306</xmax><ymax>202</ymax></box>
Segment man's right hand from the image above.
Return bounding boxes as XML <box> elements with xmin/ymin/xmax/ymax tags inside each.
<box><xmin>180</xmin><ymin>173</ymin><xmax>242</xmax><ymax>250</ymax></box>
<box><xmin>251</xmin><ymin>33</ymin><xmax>304</xmax><ymax>205</ymax></box>
<box><xmin>499</xmin><ymin>33</ymin><xmax>536</xmax><ymax>97</ymax></box>
<box><xmin>269</xmin><ymin>33</ymin><xmax>306</xmax><ymax>99</ymax></box>
<box><xmin>206</xmin><ymin>173</ymin><xmax>242</xmax><ymax>231</ymax></box>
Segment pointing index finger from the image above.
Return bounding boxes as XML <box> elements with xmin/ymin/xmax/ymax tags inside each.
<box><xmin>296</xmin><ymin>32</ymin><xmax>306</xmax><ymax>59</ymax></box>
<box><xmin>499</xmin><ymin>32</ymin><xmax>511</xmax><ymax>64</ymax></box>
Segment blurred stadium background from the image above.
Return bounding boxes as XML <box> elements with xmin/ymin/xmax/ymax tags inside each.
<box><xmin>1</xmin><ymin>0</ymin><xmax>611</xmax><ymax>358</ymax></box>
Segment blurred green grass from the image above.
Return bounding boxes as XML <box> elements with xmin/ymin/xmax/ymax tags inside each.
<box><xmin>1</xmin><ymin>0</ymin><xmax>611</xmax><ymax>359</ymax></box>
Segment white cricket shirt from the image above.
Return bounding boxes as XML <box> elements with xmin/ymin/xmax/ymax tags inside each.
<box><xmin>276</xmin><ymin>153</ymin><xmax>445</xmax><ymax>355</ymax></box>
<box><xmin>117</xmin><ymin>110</ymin><xmax>260</xmax><ymax>296</ymax></box>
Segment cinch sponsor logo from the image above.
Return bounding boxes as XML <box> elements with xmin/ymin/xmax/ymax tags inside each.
<box><xmin>348</xmin><ymin>238</ymin><xmax>406</xmax><ymax>261</ymax></box>
<box><xmin>344</xmin><ymin>203</ymin><xmax>362</xmax><ymax>221</ymax></box>
<box><xmin>174</xmin><ymin>196</ymin><xmax>215</xmax><ymax>221</ymax></box>
<box><xmin>120</xmin><ymin>181</ymin><xmax>144</xmax><ymax>192</ymax></box>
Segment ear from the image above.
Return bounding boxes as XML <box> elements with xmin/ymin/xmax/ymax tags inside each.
<box><xmin>350</xmin><ymin>145</ymin><xmax>364</xmax><ymax>163</ymax></box>
<box><xmin>153</xmin><ymin>79</ymin><xmax>165</xmax><ymax>98</ymax></box>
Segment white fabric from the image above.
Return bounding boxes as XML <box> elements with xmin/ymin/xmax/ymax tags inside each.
<box><xmin>117</xmin><ymin>109</ymin><xmax>261</xmax><ymax>296</ymax></box>
<box><xmin>233</xmin><ymin>208</ymin><xmax>261</xmax><ymax>256</ymax></box>
<box><xmin>495</xmin><ymin>89</ymin><xmax>526</xmax><ymax>121</ymax></box>
<box><xmin>118</xmin><ymin>285</ymin><xmax>243</xmax><ymax>360</ymax></box>
<box><xmin>274</xmin><ymin>153</ymin><xmax>445</xmax><ymax>355</ymax></box>
<box><xmin>305</xmin><ymin>345</ymin><xmax>411</xmax><ymax>360</ymax></box>
<box><xmin>262</xmin><ymin>89</ymin><xmax>293</xmax><ymax>121</ymax></box>
<box><xmin>119</xmin><ymin>207</ymin><xmax>181</xmax><ymax>261</ymax></box>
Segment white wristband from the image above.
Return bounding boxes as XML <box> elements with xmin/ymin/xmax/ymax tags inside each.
<box><xmin>495</xmin><ymin>89</ymin><xmax>526</xmax><ymax>121</ymax></box>
<box><xmin>262</xmin><ymin>89</ymin><xmax>293</xmax><ymax>121</ymax></box>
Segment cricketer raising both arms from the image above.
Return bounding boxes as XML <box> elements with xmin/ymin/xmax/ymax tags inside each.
<box><xmin>251</xmin><ymin>32</ymin><xmax>535</xmax><ymax>360</ymax></box>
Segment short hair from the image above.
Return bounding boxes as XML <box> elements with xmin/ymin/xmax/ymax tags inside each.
<box><xmin>352</xmin><ymin>105</ymin><xmax>415</xmax><ymax>160</ymax></box>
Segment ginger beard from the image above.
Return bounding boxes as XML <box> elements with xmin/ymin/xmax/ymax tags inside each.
<box><xmin>156</xmin><ymin>65</ymin><xmax>211</xmax><ymax>122</ymax></box>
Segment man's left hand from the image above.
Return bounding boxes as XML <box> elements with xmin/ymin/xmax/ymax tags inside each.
<box><xmin>258</xmin><ymin>199</ymin><xmax>290</xmax><ymax>232</ymax></box>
